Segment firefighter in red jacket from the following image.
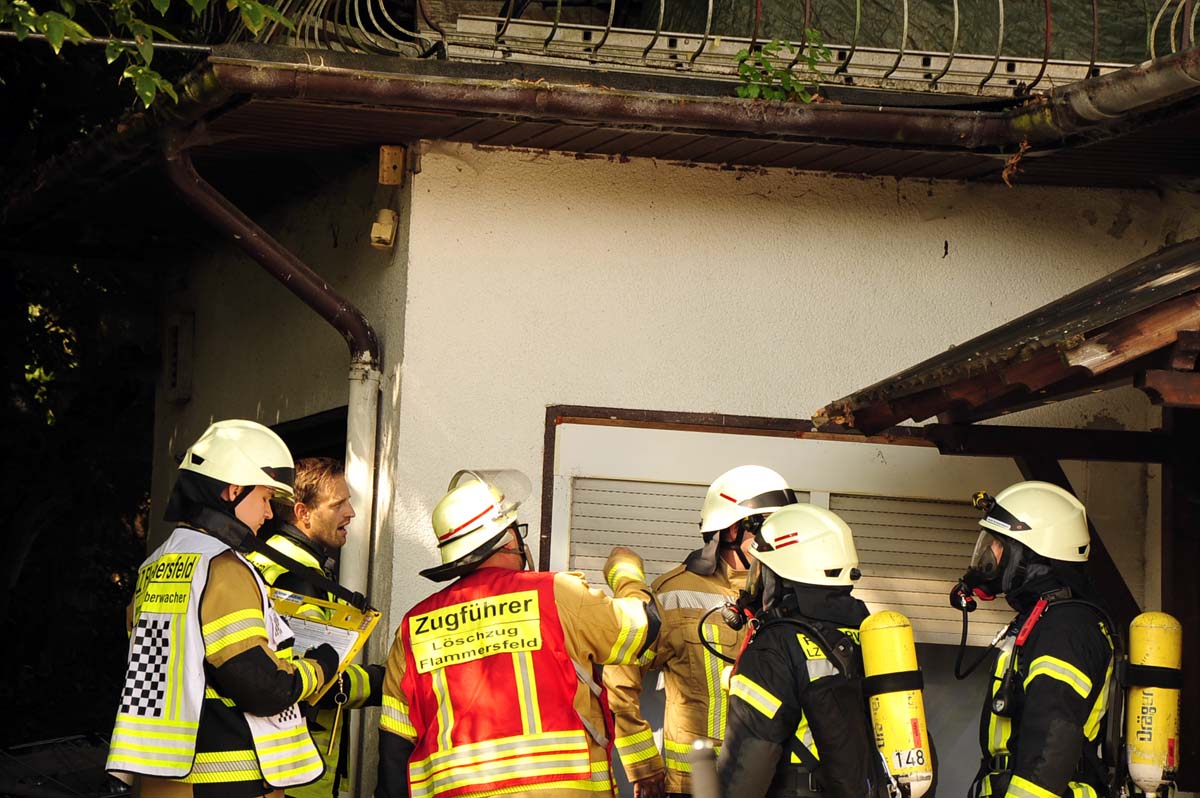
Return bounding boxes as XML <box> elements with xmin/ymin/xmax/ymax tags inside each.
<box><xmin>377</xmin><ymin>470</ymin><xmax>662</xmax><ymax>798</ymax></box>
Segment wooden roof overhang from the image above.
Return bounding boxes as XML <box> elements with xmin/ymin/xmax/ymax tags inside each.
<box><xmin>813</xmin><ymin>236</ymin><xmax>1200</xmax><ymax>436</ymax></box>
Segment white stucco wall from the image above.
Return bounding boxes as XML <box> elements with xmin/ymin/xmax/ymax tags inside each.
<box><xmin>390</xmin><ymin>142</ymin><xmax>1197</xmax><ymax>622</ymax></box>
<box><xmin>154</xmin><ymin>140</ymin><xmax>1199</xmax><ymax>690</ymax></box>
<box><xmin>150</xmin><ymin>154</ymin><xmax>407</xmax><ymax>546</ymax></box>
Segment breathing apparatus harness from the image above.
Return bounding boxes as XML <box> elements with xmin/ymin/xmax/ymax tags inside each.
<box><xmin>949</xmin><ymin>493</ymin><xmax>1125</xmax><ymax>794</ymax></box>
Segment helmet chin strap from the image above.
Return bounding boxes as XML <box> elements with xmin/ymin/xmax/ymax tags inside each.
<box><xmin>718</xmin><ymin>525</ymin><xmax>752</xmax><ymax>569</ymax></box>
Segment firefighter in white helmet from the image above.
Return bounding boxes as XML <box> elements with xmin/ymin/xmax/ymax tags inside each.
<box><xmin>377</xmin><ymin>470</ymin><xmax>662</xmax><ymax>798</ymax></box>
<box><xmin>717</xmin><ymin>503</ymin><xmax>889</xmax><ymax>798</ymax></box>
<box><xmin>106</xmin><ymin>420</ymin><xmax>340</xmax><ymax>797</ymax></box>
<box><xmin>605</xmin><ymin>465</ymin><xmax>799</xmax><ymax>797</ymax></box>
<box><xmin>953</xmin><ymin>481</ymin><xmax>1115</xmax><ymax>798</ymax></box>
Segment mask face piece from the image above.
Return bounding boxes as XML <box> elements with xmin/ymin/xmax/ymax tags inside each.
<box><xmin>970</xmin><ymin>531</ymin><xmax>1006</xmax><ymax>580</ymax></box>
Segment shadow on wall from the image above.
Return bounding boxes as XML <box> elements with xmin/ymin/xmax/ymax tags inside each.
<box><xmin>610</xmin><ymin>642</ymin><xmax>993</xmax><ymax>797</ymax></box>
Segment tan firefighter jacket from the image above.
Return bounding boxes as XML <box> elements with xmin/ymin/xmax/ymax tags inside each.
<box><xmin>603</xmin><ymin>557</ymin><xmax>747</xmax><ymax>794</ymax></box>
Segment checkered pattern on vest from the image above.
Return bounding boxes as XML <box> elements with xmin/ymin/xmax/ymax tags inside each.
<box><xmin>120</xmin><ymin>617</ymin><xmax>170</xmax><ymax>717</ymax></box>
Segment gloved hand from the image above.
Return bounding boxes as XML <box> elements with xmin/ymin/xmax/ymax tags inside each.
<box><xmin>632</xmin><ymin>770</ymin><xmax>666</xmax><ymax>798</ymax></box>
<box><xmin>304</xmin><ymin>643</ymin><xmax>340</xmax><ymax>681</ymax></box>
<box><xmin>347</xmin><ymin>590</ymin><xmax>368</xmax><ymax>611</ymax></box>
<box><xmin>604</xmin><ymin>546</ymin><xmax>646</xmax><ymax>594</ymax></box>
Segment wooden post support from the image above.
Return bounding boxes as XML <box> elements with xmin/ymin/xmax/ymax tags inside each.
<box><xmin>1013</xmin><ymin>457</ymin><xmax>1141</xmax><ymax>634</ymax></box>
<box><xmin>1162</xmin><ymin>408</ymin><xmax>1200</xmax><ymax>790</ymax></box>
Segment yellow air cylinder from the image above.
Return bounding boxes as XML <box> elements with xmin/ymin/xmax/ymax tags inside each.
<box><xmin>861</xmin><ymin>611</ymin><xmax>933</xmax><ymax>798</ymax></box>
<box><xmin>1127</xmin><ymin>611</ymin><xmax>1182</xmax><ymax>795</ymax></box>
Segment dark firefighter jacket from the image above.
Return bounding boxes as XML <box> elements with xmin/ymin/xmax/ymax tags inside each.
<box><xmin>717</xmin><ymin>587</ymin><xmax>884</xmax><ymax>798</ymax></box>
<box><xmin>975</xmin><ymin>573</ymin><xmax>1115</xmax><ymax>798</ymax></box>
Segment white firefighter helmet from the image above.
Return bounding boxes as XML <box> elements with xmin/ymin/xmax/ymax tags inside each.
<box><xmin>974</xmin><ymin>480</ymin><xmax>1090</xmax><ymax>565</ymax></box>
<box><xmin>699</xmin><ymin>465</ymin><xmax>798</xmax><ymax>536</ymax></box>
<box><xmin>750</xmin><ymin>503</ymin><xmax>861</xmax><ymax>587</ymax></box>
<box><xmin>179</xmin><ymin>419</ymin><xmax>295</xmax><ymax>501</ymax></box>
<box><xmin>421</xmin><ymin>469</ymin><xmax>531</xmax><ymax>581</ymax></box>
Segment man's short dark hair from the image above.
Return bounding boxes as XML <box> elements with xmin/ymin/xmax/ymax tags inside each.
<box><xmin>280</xmin><ymin>457</ymin><xmax>345</xmax><ymax>524</ymax></box>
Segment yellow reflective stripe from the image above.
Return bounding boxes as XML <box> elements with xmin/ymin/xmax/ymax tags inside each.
<box><xmin>1069</xmin><ymin>782</ymin><xmax>1098</xmax><ymax>798</ymax></box>
<box><xmin>512</xmin><ymin>650</ymin><xmax>543</xmax><ymax>735</ymax></box>
<box><xmin>1025</xmin><ymin>655</ymin><xmax>1092</xmax><ymax>700</ymax></box>
<box><xmin>424</xmin><ymin>777</ymin><xmax>614</xmax><ymax>798</ymax></box>
<box><xmin>790</xmin><ymin>713</ymin><xmax>819</xmax><ymax>762</ymax></box>
<box><xmin>275</xmin><ymin>647</ymin><xmax>294</xmax><ymax>661</ymax></box>
<box><xmin>345</xmin><ymin>663</ymin><xmax>370</xmax><ymax>708</ymax></box>
<box><xmin>108</xmin><ymin>734</ymin><xmax>192</xmax><ymax>753</ymax></box>
<box><xmin>410</xmin><ymin>731</ymin><xmax>588</xmax><ymax>780</ymax></box>
<box><xmin>381</xmin><ymin>694</ymin><xmax>417</xmax><ymax>737</ymax></box>
<box><xmin>166</xmin><ymin>609</ymin><xmax>182</xmax><ymax>720</ymax></box>
<box><xmin>615</xmin><ymin>729</ymin><xmax>659</xmax><ymax>765</ymax></box>
<box><xmin>410</xmin><ymin>749</ymin><xmax>591</xmax><ymax>797</ymax></box>
<box><xmin>112</xmin><ymin>715</ymin><xmax>199</xmax><ymax>731</ymax></box>
<box><xmin>203</xmin><ymin>687</ymin><xmax>236</xmax><ymax>707</ymax></box>
<box><xmin>605</xmin><ymin>597</ymin><xmax>649</xmax><ymax>665</ymax></box>
<box><xmin>988</xmin><ymin>648</ymin><xmax>1013</xmax><ymax>754</ymax></box>
<box><xmin>701</xmin><ymin>623</ymin><xmax>726</xmax><ymax>739</ymax></box>
<box><xmin>1006</xmin><ymin>775</ymin><xmax>1059</xmax><ymax>798</ymax></box>
<box><xmin>663</xmin><ymin>739</ymin><xmax>692</xmax><ymax>773</ymax></box>
<box><xmin>1084</xmin><ymin>658</ymin><xmax>1113</xmax><ymax>740</ymax></box>
<box><xmin>293</xmin><ymin>658</ymin><xmax>316</xmax><ymax>697</ymax></box>
<box><xmin>179</xmin><ymin>750</ymin><xmax>262</xmax><ymax>783</ymax></box>
<box><xmin>203</xmin><ymin>611</ymin><xmax>268</xmax><ymax>657</ymax></box>
<box><xmin>432</xmin><ymin>668</ymin><xmax>455</xmax><ymax>752</ymax></box>
<box><xmin>606</xmin><ymin>562</ymin><xmax>645</xmax><ymax>592</ymax></box>
<box><xmin>730</xmin><ymin>673</ymin><xmax>782</xmax><ymax>719</ymax></box>
<box><xmin>295</xmin><ymin>603</ymin><xmax>329</xmax><ymax>621</ymax></box>
<box><xmin>201</xmin><ymin>608</ymin><xmax>261</xmax><ymax>636</ymax></box>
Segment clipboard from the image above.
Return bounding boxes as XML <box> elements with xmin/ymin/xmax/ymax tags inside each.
<box><xmin>269</xmin><ymin>587</ymin><xmax>382</xmax><ymax>704</ymax></box>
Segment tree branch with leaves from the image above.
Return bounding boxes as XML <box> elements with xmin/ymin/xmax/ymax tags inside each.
<box><xmin>1</xmin><ymin>0</ymin><xmax>291</xmax><ymax>105</ymax></box>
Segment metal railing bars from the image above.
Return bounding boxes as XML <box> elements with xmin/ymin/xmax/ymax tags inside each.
<box><xmin>640</xmin><ymin>0</ymin><xmax>664</xmax><ymax>61</ymax></box>
<box><xmin>881</xmin><ymin>0</ymin><xmax>908</xmax><ymax>80</ymax></box>
<box><xmin>687</xmin><ymin>0</ymin><xmax>714</xmax><ymax>65</ymax></box>
<box><xmin>1025</xmin><ymin>0</ymin><xmax>1051</xmax><ymax>92</ymax></box>
<box><xmin>929</xmin><ymin>0</ymin><xmax>958</xmax><ymax>85</ymax></box>
<box><xmin>833</xmin><ymin>0</ymin><xmax>861</xmax><ymax>76</ymax></box>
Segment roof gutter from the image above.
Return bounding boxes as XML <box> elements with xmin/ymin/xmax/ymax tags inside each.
<box><xmin>197</xmin><ymin>43</ymin><xmax>1200</xmax><ymax>152</ymax></box>
<box><xmin>6</xmin><ymin>45</ymin><xmax>1200</xmax><ymax>233</ymax></box>
<box><xmin>162</xmin><ymin>147</ymin><xmax>381</xmax><ymax>788</ymax></box>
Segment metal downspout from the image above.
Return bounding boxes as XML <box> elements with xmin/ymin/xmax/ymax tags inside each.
<box><xmin>162</xmin><ymin>147</ymin><xmax>382</xmax><ymax>794</ymax></box>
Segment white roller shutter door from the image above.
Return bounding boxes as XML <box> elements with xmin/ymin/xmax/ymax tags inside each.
<box><xmin>568</xmin><ymin>478</ymin><xmax>809</xmax><ymax>586</ymax></box>
<box><xmin>831</xmin><ymin>494</ymin><xmax>1012</xmax><ymax>646</ymax></box>
<box><xmin>567</xmin><ymin>478</ymin><xmax>1007</xmax><ymax>646</ymax></box>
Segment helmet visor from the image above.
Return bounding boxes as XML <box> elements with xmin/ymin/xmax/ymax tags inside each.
<box><xmin>970</xmin><ymin>530</ymin><xmax>1006</xmax><ymax>579</ymax></box>
<box><xmin>738</xmin><ymin>488</ymin><xmax>799</xmax><ymax>511</ymax></box>
<box><xmin>979</xmin><ymin>499</ymin><xmax>1031</xmax><ymax>532</ymax></box>
<box><xmin>261</xmin><ymin>465</ymin><xmax>295</xmax><ymax>498</ymax></box>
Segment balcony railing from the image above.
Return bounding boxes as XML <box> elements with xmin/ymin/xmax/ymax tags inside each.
<box><xmin>230</xmin><ymin>1</ymin><xmax>1199</xmax><ymax>96</ymax></box>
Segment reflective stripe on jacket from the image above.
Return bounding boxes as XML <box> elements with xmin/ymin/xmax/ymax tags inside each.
<box><xmin>974</xmin><ymin>600</ymin><xmax>1114</xmax><ymax>798</ymax></box>
<box><xmin>605</xmin><ymin>561</ymin><xmax>747</xmax><ymax>793</ymax></box>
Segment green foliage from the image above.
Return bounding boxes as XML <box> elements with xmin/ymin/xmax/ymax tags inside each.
<box><xmin>735</xmin><ymin>32</ymin><xmax>832</xmax><ymax>103</ymax></box>
<box><xmin>1</xmin><ymin>254</ymin><xmax>158</xmax><ymax>746</ymax></box>
<box><xmin>1</xmin><ymin>0</ymin><xmax>294</xmax><ymax>107</ymax></box>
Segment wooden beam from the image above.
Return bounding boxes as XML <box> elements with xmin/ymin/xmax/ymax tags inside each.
<box><xmin>1137</xmin><ymin>369</ymin><xmax>1200</xmax><ymax>408</ymax></box>
<box><xmin>1167</xmin><ymin>329</ymin><xmax>1200</xmax><ymax>371</ymax></box>
<box><xmin>1161</xmin><ymin>408</ymin><xmax>1200</xmax><ymax>790</ymax></box>
<box><xmin>1013</xmin><ymin>456</ymin><xmax>1140</xmax><ymax>635</ymax></box>
<box><xmin>926</xmin><ymin>424</ymin><xmax>1176</xmax><ymax>463</ymax></box>
<box><xmin>1065</xmin><ymin>293</ymin><xmax>1200</xmax><ymax>375</ymax></box>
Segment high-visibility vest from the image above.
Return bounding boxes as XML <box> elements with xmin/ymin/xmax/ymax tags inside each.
<box><xmin>400</xmin><ymin>568</ymin><xmax>608</xmax><ymax>798</ymax></box>
<box><xmin>106</xmin><ymin>527</ymin><xmax>324</xmax><ymax>789</ymax></box>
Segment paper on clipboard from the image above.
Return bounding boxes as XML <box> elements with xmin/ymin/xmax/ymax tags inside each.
<box><xmin>269</xmin><ymin>587</ymin><xmax>382</xmax><ymax>704</ymax></box>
